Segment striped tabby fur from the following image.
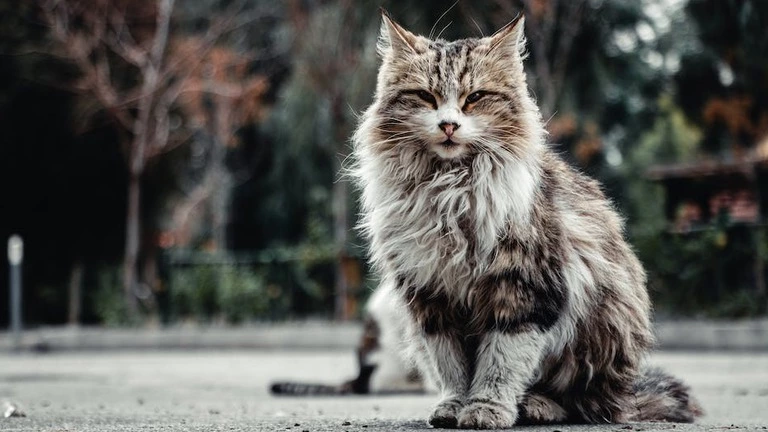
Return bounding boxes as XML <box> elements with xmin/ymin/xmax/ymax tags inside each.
<box><xmin>349</xmin><ymin>11</ymin><xmax>702</xmax><ymax>429</ymax></box>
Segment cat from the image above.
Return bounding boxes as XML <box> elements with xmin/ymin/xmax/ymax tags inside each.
<box><xmin>347</xmin><ymin>10</ymin><xmax>703</xmax><ymax>429</ymax></box>
<box><xmin>271</xmin><ymin>288</ymin><xmax>428</xmax><ymax>396</ymax></box>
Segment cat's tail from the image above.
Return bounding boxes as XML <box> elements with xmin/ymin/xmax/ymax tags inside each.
<box><xmin>270</xmin><ymin>365</ymin><xmax>376</xmax><ymax>396</ymax></box>
<box><xmin>269</xmin><ymin>381</ymin><xmax>347</xmax><ymax>396</ymax></box>
<box><xmin>629</xmin><ymin>366</ymin><xmax>704</xmax><ymax>423</ymax></box>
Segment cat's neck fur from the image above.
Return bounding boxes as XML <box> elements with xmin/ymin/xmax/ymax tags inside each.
<box><xmin>354</xmin><ymin>110</ymin><xmax>545</xmax><ymax>298</ymax></box>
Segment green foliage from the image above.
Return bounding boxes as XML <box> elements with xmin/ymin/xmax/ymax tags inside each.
<box><xmin>633</xmin><ymin>96</ymin><xmax>703</xmax><ymax>166</ymax></box>
<box><xmin>638</xmin><ymin>225</ymin><xmax>767</xmax><ymax>318</ymax></box>
<box><xmin>169</xmin><ymin>265</ymin><xmax>269</xmax><ymax>323</ymax></box>
<box><xmin>93</xmin><ymin>267</ymin><xmax>138</xmax><ymax>327</ymax></box>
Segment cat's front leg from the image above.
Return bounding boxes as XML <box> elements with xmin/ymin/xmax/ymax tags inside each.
<box><xmin>458</xmin><ymin>329</ymin><xmax>548</xmax><ymax>429</ymax></box>
<box><xmin>422</xmin><ymin>331</ymin><xmax>469</xmax><ymax>428</ymax></box>
<box><xmin>404</xmin><ymin>289</ymin><xmax>469</xmax><ymax>428</ymax></box>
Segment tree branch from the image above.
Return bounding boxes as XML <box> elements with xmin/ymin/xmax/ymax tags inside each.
<box><xmin>131</xmin><ymin>0</ymin><xmax>174</xmax><ymax>175</ymax></box>
<box><xmin>105</xmin><ymin>12</ymin><xmax>149</xmax><ymax>68</ymax></box>
<box><xmin>549</xmin><ymin>0</ymin><xmax>585</xmax><ymax>116</ymax></box>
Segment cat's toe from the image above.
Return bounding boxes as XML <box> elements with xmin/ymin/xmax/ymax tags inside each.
<box><xmin>518</xmin><ymin>393</ymin><xmax>567</xmax><ymax>424</ymax></box>
<box><xmin>428</xmin><ymin>398</ymin><xmax>463</xmax><ymax>429</ymax></box>
<box><xmin>457</xmin><ymin>401</ymin><xmax>516</xmax><ymax>430</ymax></box>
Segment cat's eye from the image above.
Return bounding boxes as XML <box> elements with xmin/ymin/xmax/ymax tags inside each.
<box><xmin>465</xmin><ymin>91</ymin><xmax>486</xmax><ymax>105</ymax></box>
<box><xmin>415</xmin><ymin>90</ymin><xmax>437</xmax><ymax>107</ymax></box>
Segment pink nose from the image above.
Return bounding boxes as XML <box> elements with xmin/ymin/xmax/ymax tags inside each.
<box><xmin>439</xmin><ymin>121</ymin><xmax>460</xmax><ymax>137</ymax></box>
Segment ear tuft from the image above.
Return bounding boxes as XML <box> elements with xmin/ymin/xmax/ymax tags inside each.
<box><xmin>487</xmin><ymin>13</ymin><xmax>527</xmax><ymax>59</ymax></box>
<box><xmin>377</xmin><ymin>9</ymin><xmax>421</xmax><ymax>57</ymax></box>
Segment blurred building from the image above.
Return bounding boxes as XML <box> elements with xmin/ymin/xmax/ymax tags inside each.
<box><xmin>647</xmin><ymin>137</ymin><xmax>768</xmax><ymax>306</ymax></box>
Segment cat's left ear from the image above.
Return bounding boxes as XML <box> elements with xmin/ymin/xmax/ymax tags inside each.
<box><xmin>486</xmin><ymin>13</ymin><xmax>526</xmax><ymax>59</ymax></box>
<box><xmin>378</xmin><ymin>9</ymin><xmax>423</xmax><ymax>57</ymax></box>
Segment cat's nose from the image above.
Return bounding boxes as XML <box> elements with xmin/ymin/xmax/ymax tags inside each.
<box><xmin>438</xmin><ymin>121</ymin><xmax>460</xmax><ymax>137</ymax></box>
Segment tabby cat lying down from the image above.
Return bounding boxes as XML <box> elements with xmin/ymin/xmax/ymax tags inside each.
<box><xmin>274</xmin><ymin>11</ymin><xmax>702</xmax><ymax>429</ymax></box>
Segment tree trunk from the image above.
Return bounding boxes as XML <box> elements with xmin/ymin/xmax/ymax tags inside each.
<box><xmin>331</xmin><ymin>94</ymin><xmax>350</xmax><ymax>321</ymax></box>
<box><xmin>333</xmin><ymin>177</ymin><xmax>349</xmax><ymax>320</ymax></box>
<box><xmin>208</xmin><ymin>90</ymin><xmax>231</xmax><ymax>251</ymax></box>
<box><xmin>211</xmin><ymin>165</ymin><xmax>230</xmax><ymax>251</ymax></box>
<box><xmin>119</xmin><ymin>0</ymin><xmax>174</xmax><ymax>318</ymax></box>
<box><xmin>67</xmin><ymin>260</ymin><xmax>83</xmax><ymax>326</ymax></box>
<box><xmin>122</xmin><ymin>171</ymin><xmax>141</xmax><ymax>316</ymax></box>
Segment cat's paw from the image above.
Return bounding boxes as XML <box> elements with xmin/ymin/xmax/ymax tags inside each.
<box><xmin>518</xmin><ymin>393</ymin><xmax>568</xmax><ymax>424</ymax></box>
<box><xmin>457</xmin><ymin>400</ymin><xmax>516</xmax><ymax>430</ymax></box>
<box><xmin>428</xmin><ymin>397</ymin><xmax>464</xmax><ymax>429</ymax></box>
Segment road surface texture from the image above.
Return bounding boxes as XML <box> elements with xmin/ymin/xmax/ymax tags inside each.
<box><xmin>1</xmin><ymin>350</ymin><xmax>767</xmax><ymax>431</ymax></box>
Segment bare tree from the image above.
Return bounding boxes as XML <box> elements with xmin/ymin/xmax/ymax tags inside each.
<box><xmin>40</xmin><ymin>0</ymin><xmax>271</xmax><ymax>317</ymax></box>
<box><xmin>170</xmin><ymin>41</ymin><xmax>269</xmax><ymax>249</ymax></box>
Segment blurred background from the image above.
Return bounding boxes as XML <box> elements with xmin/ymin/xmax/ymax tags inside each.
<box><xmin>2</xmin><ymin>0</ymin><xmax>768</xmax><ymax>330</ymax></box>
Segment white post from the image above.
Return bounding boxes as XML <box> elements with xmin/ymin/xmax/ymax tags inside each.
<box><xmin>8</xmin><ymin>235</ymin><xmax>23</xmax><ymax>351</ymax></box>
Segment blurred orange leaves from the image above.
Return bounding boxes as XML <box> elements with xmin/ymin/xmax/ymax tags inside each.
<box><xmin>174</xmin><ymin>37</ymin><xmax>269</xmax><ymax>147</ymax></box>
<box><xmin>703</xmin><ymin>95</ymin><xmax>768</xmax><ymax>155</ymax></box>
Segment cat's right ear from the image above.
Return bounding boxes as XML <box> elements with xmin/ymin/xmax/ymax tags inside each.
<box><xmin>378</xmin><ymin>9</ymin><xmax>421</xmax><ymax>57</ymax></box>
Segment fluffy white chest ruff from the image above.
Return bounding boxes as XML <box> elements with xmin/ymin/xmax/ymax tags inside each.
<box><xmin>358</xmin><ymin>148</ymin><xmax>540</xmax><ymax>299</ymax></box>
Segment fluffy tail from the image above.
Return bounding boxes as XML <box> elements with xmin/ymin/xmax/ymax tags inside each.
<box><xmin>630</xmin><ymin>366</ymin><xmax>704</xmax><ymax>423</ymax></box>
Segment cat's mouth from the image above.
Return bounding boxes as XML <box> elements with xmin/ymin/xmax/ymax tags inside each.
<box><xmin>431</xmin><ymin>139</ymin><xmax>467</xmax><ymax>159</ymax></box>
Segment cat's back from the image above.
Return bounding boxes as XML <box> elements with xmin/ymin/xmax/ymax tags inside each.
<box><xmin>538</xmin><ymin>150</ymin><xmax>628</xmax><ymax>247</ymax></box>
<box><xmin>534</xmin><ymin>148</ymin><xmax>647</xmax><ymax>304</ymax></box>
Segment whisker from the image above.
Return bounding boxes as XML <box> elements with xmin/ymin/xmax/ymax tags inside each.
<box><xmin>374</xmin><ymin>131</ymin><xmax>421</xmax><ymax>139</ymax></box>
<box><xmin>375</xmin><ymin>130</ymin><xmax>418</xmax><ymax>138</ymax></box>
<box><xmin>429</xmin><ymin>0</ymin><xmax>459</xmax><ymax>40</ymax></box>
<box><xmin>469</xmin><ymin>16</ymin><xmax>485</xmax><ymax>38</ymax></box>
<box><xmin>436</xmin><ymin>21</ymin><xmax>453</xmax><ymax>40</ymax></box>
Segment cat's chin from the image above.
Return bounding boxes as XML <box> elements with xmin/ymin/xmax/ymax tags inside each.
<box><xmin>430</xmin><ymin>140</ymin><xmax>467</xmax><ymax>159</ymax></box>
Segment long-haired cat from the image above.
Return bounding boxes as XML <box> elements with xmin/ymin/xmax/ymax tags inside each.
<box><xmin>350</xmin><ymin>10</ymin><xmax>702</xmax><ymax>429</ymax></box>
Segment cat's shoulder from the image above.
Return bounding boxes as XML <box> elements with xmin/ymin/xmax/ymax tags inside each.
<box><xmin>539</xmin><ymin>149</ymin><xmax>607</xmax><ymax>202</ymax></box>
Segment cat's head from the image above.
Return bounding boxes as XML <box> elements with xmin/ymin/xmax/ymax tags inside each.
<box><xmin>360</xmin><ymin>11</ymin><xmax>543</xmax><ymax>162</ymax></box>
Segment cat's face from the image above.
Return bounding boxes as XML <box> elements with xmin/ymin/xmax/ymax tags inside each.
<box><xmin>368</xmin><ymin>13</ymin><xmax>537</xmax><ymax>161</ymax></box>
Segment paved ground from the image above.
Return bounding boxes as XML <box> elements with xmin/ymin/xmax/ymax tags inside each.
<box><xmin>1</xmin><ymin>350</ymin><xmax>767</xmax><ymax>431</ymax></box>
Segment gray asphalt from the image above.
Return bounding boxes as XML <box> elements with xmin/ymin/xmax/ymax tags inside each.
<box><xmin>1</xmin><ymin>350</ymin><xmax>767</xmax><ymax>431</ymax></box>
